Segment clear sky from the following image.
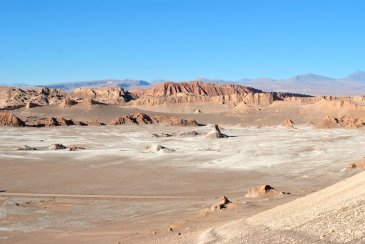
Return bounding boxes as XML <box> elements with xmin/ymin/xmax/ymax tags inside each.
<box><xmin>1</xmin><ymin>0</ymin><xmax>365</xmax><ymax>84</ymax></box>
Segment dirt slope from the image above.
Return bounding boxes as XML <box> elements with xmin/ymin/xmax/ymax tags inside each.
<box><xmin>198</xmin><ymin>171</ymin><xmax>365</xmax><ymax>243</ymax></box>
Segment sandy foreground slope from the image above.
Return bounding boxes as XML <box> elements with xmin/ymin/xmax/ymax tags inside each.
<box><xmin>198</xmin><ymin>171</ymin><xmax>365</xmax><ymax>244</ymax></box>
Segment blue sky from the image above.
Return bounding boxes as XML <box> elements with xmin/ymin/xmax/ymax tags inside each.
<box><xmin>1</xmin><ymin>0</ymin><xmax>364</xmax><ymax>84</ymax></box>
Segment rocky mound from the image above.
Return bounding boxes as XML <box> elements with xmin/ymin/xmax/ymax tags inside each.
<box><xmin>68</xmin><ymin>145</ymin><xmax>86</xmax><ymax>151</ymax></box>
<box><xmin>315</xmin><ymin>115</ymin><xmax>365</xmax><ymax>128</ymax></box>
<box><xmin>152</xmin><ymin>115</ymin><xmax>198</xmax><ymax>126</ymax></box>
<box><xmin>49</xmin><ymin>144</ymin><xmax>67</xmax><ymax>150</ymax></box>
<box><xmin>209</xmin><ymin>196</ymin><xmax>237</xmax><ymax>211</ymax></box>
<box><xmin>194</xmin><ymin>109</ymin><xmax>202</xmax><ymax>114</ymax></box>
<box><xmin>29</xmin><ymin>117</ymin><xmax>78</xmax><ymax>127</ymax></box>
<box><xmin>25</xmin><ymin>116</ymin><xmax>103</xmax><ymax>127</ymax></box>
<box><xmin>60</xmin><ymin>98</ymin><xmax>77</xmax><ymax>108</ymax></box>
<box><xmin>110</xmin><ymin>113</ymin><xmax>198</xmax><ymax>126</ymax></box>
<box><xmin>347</xmin><ymin>157</ymin><xmax>365</xmax><ymax>169</ymax></box>
<box><xmin>281</xmin><ymin>119</ymin><xmax>294</xmax><ymax>128</ymax></box>
<box><xmin>0</xmin><ymin>112</ymin><xmax>25</xmax><ymax>127</ymax></box>
<box><xmin>132</xmin><ymin>81</ymin><xmax>261</xmax><ymax>97</ymax></box>
<box><xmin>84</xmin><ymin>120</ymin><xmax>105</xmax><ymax>126</ymax></box>
<box><xmin>110</xmin><ymin>113</ymin><xmax>154</xmax><ymax>125</ymax></box>
<box><xmin>143</xmin><ymin>144</ymin><xmax>175</xmax><ymax>153</ymax></box>
<box><xmin>205</xmin><ymin>125</ymin><xmax>228</xmax><ymax>138</ymax></box>
<box><xmin>244</xmin><ymin>185</ymin><xmax>288</xmax><ymax>198</ymax></box>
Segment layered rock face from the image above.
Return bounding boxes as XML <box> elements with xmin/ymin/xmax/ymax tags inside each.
<box><xmin>132</xmin><ymin>81</ymin><xmax>261</xmax><ymax>97</ymax></box>
<box><xmin>109</xmin><ymin>112</ymin><xmax>198</xmax><ymax>126</ymax></box>
<box><xmin>0</xmin><ymin>112</ymin><xmax>25</xmax><ymax>126</ymax></box>
<box><xmin>131</xmin><ymin>81</ymin><xmax>282</xmax><ymax>107</ymax></box>
<box><xmin>69</xmin><ymin>87</ymin><xmax>133</xmax><ymax>104</ymax></box>
<box><xmin>315</xmin><ymin>115</ymin><xmax>365</xmax><ymax>128</ymax></box>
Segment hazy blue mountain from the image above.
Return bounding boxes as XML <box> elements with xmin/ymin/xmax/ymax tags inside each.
<box><xmin>43</xmin><ymin>79</ymin><xmax>150</xmax><ymax>90</ymax></box>
<box><xmin>285</xmin><ymin>74</ymin><xmax>335</xmax><ymax>83</ymax></box>
<box><xmin>344</xmin><ymin>70</ymin><xmax>365</xmax><ymax>82</ymax></box>
<box><xmin>241</xmin><ymin>71</ymin><xmax>365</xmax><ymax>96</ymax></box>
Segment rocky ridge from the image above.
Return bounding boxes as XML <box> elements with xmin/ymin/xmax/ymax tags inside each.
<box><xmin>109</xmin><ymin>113</ymin><xmax>198</xmax><ymax>126</ymax></box>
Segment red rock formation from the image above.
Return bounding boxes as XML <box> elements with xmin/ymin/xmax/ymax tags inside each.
<box><xmin>0</xmin><ymin>112</ymin><xmax>25</xmax><ymax>127</ymax></box>
<box><xmin>130</xmin><ymin>82</ymin><xmax>284</xmax><ymax>107</ymax></box>
<box><xmin>132</xmin><ymin>81</ymin><xmax>260</xmax><ymax>97</ymax></box>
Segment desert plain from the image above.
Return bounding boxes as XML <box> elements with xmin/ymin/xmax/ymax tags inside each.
<box><xmin>1</xmin><ymin>81</ymin><xmax>365</xmax><ymax>243</ymax></box>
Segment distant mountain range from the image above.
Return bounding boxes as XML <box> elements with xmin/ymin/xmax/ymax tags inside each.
<box><xmin>150</xmin><ymin>71</ymin><xmax>365</xmax><ymax>96</ymax></box>
<box><xmin>239</xmin><ymin>71</ymin><xmax>365</xmax><ymax>96</ymax></box>
<box><xmin>42</xmin><ymin>79</ymin><xmax>150</xmax><ymax>90</ymax></box>
<box><xmin>2</xmin><ymin>70</ymin><xmax>365</xmax><ymax>96</ymax></box>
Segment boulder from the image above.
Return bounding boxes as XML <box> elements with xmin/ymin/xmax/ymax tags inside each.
<box><xmin>194</xmin><ymin>109</ymin><xmax>202</xmax><ymax>114</ymax></box>
<box><xmin>210</xmin><ymin>196</ymin><xmax>237</xmax><ymax>211</ymax></box>
<box><xmin>346</xmin><ymin>158</ymin><xmax>365</xmax><ymax>169</ymax></box>
<box><xmin>205</xmin><ymin>125</ymin><xmax>228</xmax><ymax>138</ymax></box>
<box><xmin>281</xmin><ymin>119</ymin><xmax>294</xmax><ymax>128</ymax></box>
<box><xmin>49</xmin><ymin>144</ymin><xmax>67</xmax><ymax>150</ymax></box>
<box><xmin>244</xmin><ymin>185</ymin><xmax>289</xmax><ymax>198</ymax></box>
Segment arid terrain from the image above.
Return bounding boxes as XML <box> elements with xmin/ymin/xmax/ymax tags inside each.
<box><xmin>1</xmin><ymin>81</ymin><xmax>365</xmax><ymax>243</ymax></box>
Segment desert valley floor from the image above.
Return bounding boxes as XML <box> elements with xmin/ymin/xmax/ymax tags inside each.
<box><xmin>1</xmin><ymin>82</ymin><xmax>365</xmax><ymax>243</ymax></box>
<box><xmin>1</xmin><ymin>125</ymin><xmax>364</xmax><ymax>243</ymax></box>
